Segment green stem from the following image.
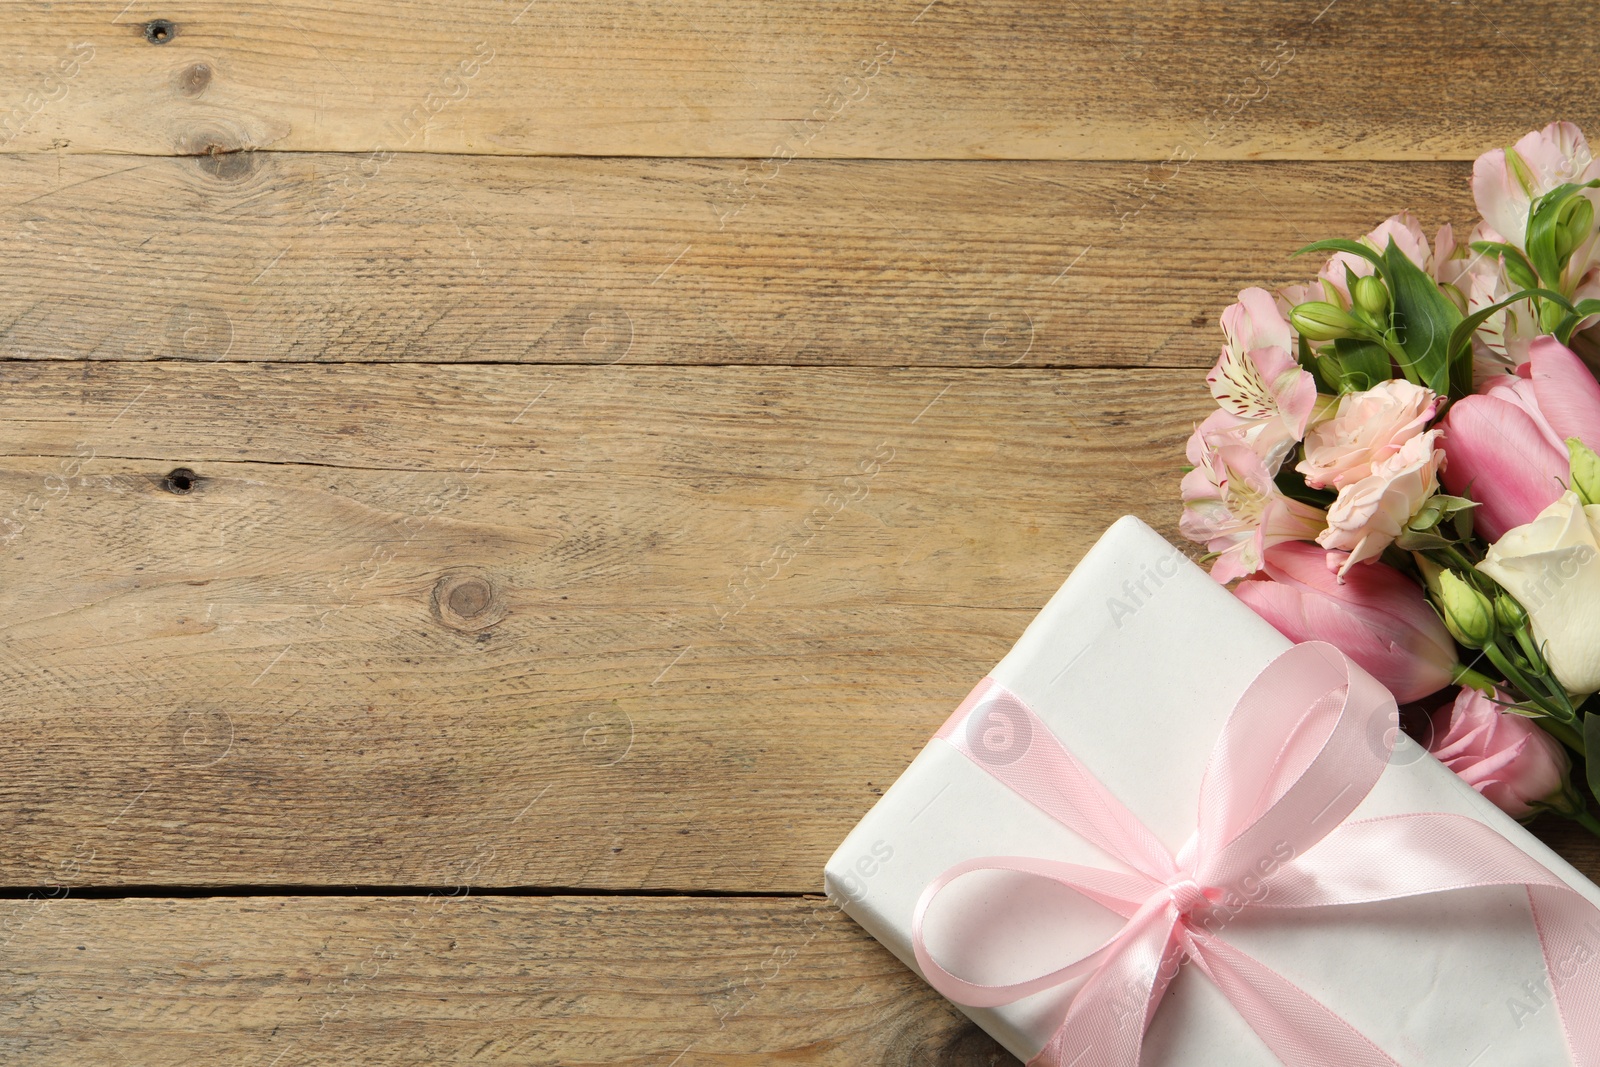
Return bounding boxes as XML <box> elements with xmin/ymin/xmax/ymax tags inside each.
<box><xmin>1483</xmin><ymin>641</ymin><xmax>1569</xmax><ymax>720</ymax></box>
<box><xmin>1450</xmin><ymin>664</ymin><xmax>1499</xmax><ymax>693</ymax></box>
<box><xmin>1569</xmin><ymin>806</ymin><xmax>1600</xmax><ymax>837</ymax></box>
<box><xmin>1436</xmin><ymin>543</ymin><xmax>1483</xmax><ymax>572</ymax></box>
<box><xmin>1541</xmin><ymin>715</ymin><xmax>1587</xmax><ymax>756</ymax></box>
<box><xmin>1379</xmin><ymin>333</ymin><xmax>1423</xmax><ymax>385</ymax></box>
<box><xmin>1512</xmin><ymin>624</ymin><xmax>1546</xmax><ymax>673</ymax></box>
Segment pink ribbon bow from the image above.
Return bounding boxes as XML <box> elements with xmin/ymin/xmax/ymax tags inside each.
<box><xmin>911</xmin><ymin>642</ymin><xmax>1600</xmax><ymax>1066</ymax></box>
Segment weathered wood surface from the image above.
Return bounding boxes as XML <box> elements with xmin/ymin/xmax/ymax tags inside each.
<box><xmin>0</xmin><ymin>361</ymin><xmax>1208</xmax><ymax>890</ymax></box>
<box><xmin>5</xmin><ymin>2</ymin><xmax>1600</xmax><ymax>1063</ymax></box>
<box><xmin>0</xmin><ymin>895</ymin><xmax>1010</xmax><ymax>1065</ymax></box>
<box><xmin>0</xmin><ymin>154</ymin><xmax>1479</xmax><ymax>367</ymax></box>
<box><xmin>1</xmin><ymin>1</ymin><xmax>1596</xmax><ymax>160</ymax></box>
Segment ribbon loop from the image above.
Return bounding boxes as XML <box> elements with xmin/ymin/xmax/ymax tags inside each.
<box><xmin>911</xmin><ymin>641</ymin><xmax>1600</xmax><ymax>1067</ymax></box>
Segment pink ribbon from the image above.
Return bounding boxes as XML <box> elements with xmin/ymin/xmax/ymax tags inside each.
<box><xmin>911</xmin><ymin>642</ymin><xmax>1600</xmax><ymax>1066</ymax></box>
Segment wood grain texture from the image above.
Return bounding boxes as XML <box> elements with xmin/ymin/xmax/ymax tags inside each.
<box><xmin>0</xmin><ymin>895</ymin><xmax>1010</xmax><ymax>1065</ymax></box>
<box><xmin>0</xmin><ymin>361</ymin><xmax>1209</xmax><ymax>890</ymax></box>
<box><xmin>0</xmin><ymin>153</ymin><xmax>1480</xmax><ymax>367</ymax></box>
<box><xmin>0</xmin><ymin>1</ymin><xmax>1596</xmax><ymax>160</ymax></box>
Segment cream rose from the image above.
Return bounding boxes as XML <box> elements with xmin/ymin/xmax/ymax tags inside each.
<box><xmin>1478</xmin><ymin>491</ymin><xmax>1600</xmax><ymax>694</ymax></box>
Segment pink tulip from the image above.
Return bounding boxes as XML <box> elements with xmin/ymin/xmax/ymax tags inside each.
<box><xmin>1441</xmin><ymin>336</ymin><xmax>1600</xmax><ymax>541</ymax></box>
<box><xmin>1233</xmin><ymin>541</ymin><xmax>1458</xmax><ymax>702</ymax></box>
<box><xmin>1428</xmin><ymin>687</ymin><xmax>1572</xmax><ymax>819</ymax></box>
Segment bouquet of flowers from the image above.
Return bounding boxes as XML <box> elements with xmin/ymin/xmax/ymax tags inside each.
<box><xmin>1180</xmin><ymin>121</ymin><xmax>1600</xmax><ymax>831</ymax></box>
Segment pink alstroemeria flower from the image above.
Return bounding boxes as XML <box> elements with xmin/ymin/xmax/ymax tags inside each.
<box><xmin>1202</xmin><ymin>287</ymin><xmax>1317</xmax><ymax>471</ymax></box>
<box><xmin>1441</xmin><ymin>336</ymin><xmax>1600</xmax><ymax>541</ymax></box>
<box><xmin>1472</xmin><ymin>121</ymin><xmax>1600</xmax><ymax>253</ymax></box>
<box><xmin>1233</xmin><ymin>540</ymin><xmax>1457</xmax><ymax>703</ymax></box>
<box><xmin>1180</xmin><ymin>429</ymin><xmax>1326</xmax><ymax>584</ymax></box>
<box><xmin>1280</xmin><ymin>212</ymin><xmax>1439</xmax><ymax>312</ymax></box>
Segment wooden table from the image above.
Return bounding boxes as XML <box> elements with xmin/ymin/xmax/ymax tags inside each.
<box><xmin>2</xmin><ymin>2</ymin><xmax>1599</xmax><ymax>1063</ymax></box>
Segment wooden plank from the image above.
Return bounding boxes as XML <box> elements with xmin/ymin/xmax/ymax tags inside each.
<box><xmin>1</xmin><ymin>1</ymin><xmax>1596</xmax><ymax>159</ymax></box>
<box><xmin>0</xmin><ymin>153</ymin><xmax>1478</xmax><ymax>367</ymax></box>
<box><xmin>8</xmin><ymin>360</ymin><xmax>1588</xmax><ymax>891</ymax></box>
<box><xmin>0</xmin><ymin>894</ymin><xmax>1006</xmax><ymax>1065</ymax></box>
<box><xmin>0</xmin><ymin>361</ymin><xmax>1206</xmax><ymax>890</ymax></box>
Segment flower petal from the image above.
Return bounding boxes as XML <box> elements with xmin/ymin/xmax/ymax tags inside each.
<box><xmin>1441</xmin><ymin>394</ymin><xmax>1569</xmax><ymax>541</ymax></box>
<box><xmin>1529</xmin><ymin>335</ymin><xmax>1600</xmax><ymax>450</ymax></box>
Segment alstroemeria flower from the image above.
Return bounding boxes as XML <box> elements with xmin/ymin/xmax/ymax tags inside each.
<box><xmin>1281</xmin><ymin>213</ymin><xmax>1438</xmax><ymax>314</ymax></box>
<box><xmin>1203</xmin><ymin>288</ymin><xmax>1317</xmax><ymax>471</ymax></box>
<box><xmin>1181</xmin><ymin>428</ymin><xmax>1327</xmax><ymax>584</ymax></box>
<box><xmin>1473</xmin><ymin>121</ymin><xmax>1600</xmax><ymax>253</ymax></box>
<box><xmin>1473</xmin><ymin>123</ymin><xmax>1600</xmax><ymax>340</ymax></box>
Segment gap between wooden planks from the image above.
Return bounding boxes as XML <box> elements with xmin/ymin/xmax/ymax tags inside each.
<box><xmin>0</xmin><ymin>0</ymin><xmax>1595</xmax><ymax>159</ymax></box>
<box><xmin>0</xmin><ymin>153</ymin><xmax>1479</xmax><ymax>367</ymax></box>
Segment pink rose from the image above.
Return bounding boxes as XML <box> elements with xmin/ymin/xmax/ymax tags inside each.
<box><xmin>1317</xmin><ymin>430</ymin><xmax>1445</xmax><ymax>573</ymax></box>
<box><xmin>1296</xmin><ymin>380</ymin><xmax>1440</xmax><ymax>490</ymax></box>
<box><xmin>1428</xmin><ymin>687</ymin><xmax>1572</xmax><ymax>819</ymax></box>
<box><xmin>1441</xmin><ymin>336</ymin><xmax>1600</xmax><ymax>541</ymax></box>
<box><xmin>1180</xmin><ymin>428</ymin><xmax>1326</xmax><ymax>584</ymax></box>
<box><xmin>1233</xmin><ymin>541</ymin><xmax>1457</xmax><ymax>702</ymax></box>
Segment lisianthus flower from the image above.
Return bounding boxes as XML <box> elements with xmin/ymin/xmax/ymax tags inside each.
<box><xmin>1317</xmin><ymin>430</ymin><xmax>1445</xmax><ymax>574</ymax></box>
<box><xmin>1297</xmin><ymin>380</ymin><xmax>1439</xmax><ymax>490</ymax></box>
<box><xmin>1429</xmin><ymin>686</ymin><xmax>1574</xmax><ymax>820</ymax></box>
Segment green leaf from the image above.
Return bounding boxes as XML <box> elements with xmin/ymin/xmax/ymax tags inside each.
<box><xmin>1560</xmin><ymin>298</ymin><xmax>1600</xmax><ymax>343</ymax></box>
<box><xmin>1468</xmin><ymin>240</ymin><xmax>1541</xmax><ymax>291</ymax></box>
<box><xmin>1332</xmin><ymin>336</ymin><xmax>1392</xmax><ymax>391</ymax></box>
<box><xmin>1444</xmin><ymin>286</ymin><xmax>1573</xmax><ymax>374</ymax></box>
<box><xmin>1382</xmin><ymin>239</ymin><xmax>1464</xmax><ymax>397</ymax></box>
<box><xmin>1394</xmin><ymin>528</ymin><xmax>1457</xmax><ymax>552</ymax></box>
<box><xmin>1526</xmin><ymin>181</ymin><xmax>1600</xmax><ymax>287</ymax></box>
<box><xmin>1274</xmin><ymin>468</ymin><xmax>1335</xmax><ymax>509</ymax></box>
<box><xmin>1291</xmin><ymin>239</ymin><xmax>1388</xmax><ymax>280</ymax></box>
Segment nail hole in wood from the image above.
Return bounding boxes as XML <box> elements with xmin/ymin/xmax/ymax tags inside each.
<box><xmin>145</xmin><ymin>19</ymin><xmax>176</xmax><ymax>44</ymax></box>
<box><xmin>164</xmin><ymin>467</ymin><xmax>197</xmax><ymax>494</ymax></box>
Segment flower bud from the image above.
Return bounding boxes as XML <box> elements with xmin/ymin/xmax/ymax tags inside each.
<box><xmin>1541</xmin><ymin>299</ymin><xmax>1568</xmax><ymax>334</ymax></box>
<box><xmin>1437</xmin><ymin>570</ymin><xmax>1496</xmax><ymax>648</ymax></box>
<box><xmin>1350</xmin><ymin>275</ymin><xmax>1390</xmax><ymax>322</ymax></box>
<box><xmin>1556</xmin><ymin>196</ymin><xmax>1596</xmax><ymax>263</ymax></box>
<box><xmin>1413</xmin><ymin>553</ymin><xmax>1445</xmax><ymax>597</ymax></box>
<box><xmin>1568</xmin><ymin>437</ymin><xmax>1600</xmax><ymax>506</ymax></box>
<box><xmin>1289</xmin><ymin>301</ymin><xmax>1365</xmax><ymax>342</ymax></box>
<box><xmin>1494</xmin><ymin>593</ymin><xmax>1529</xmax><ymax>633</ymax></box>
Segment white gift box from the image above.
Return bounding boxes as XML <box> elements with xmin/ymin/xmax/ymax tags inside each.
<box><xmin>825</xmin><ymin>516</ymin><xmax>1600</xmax><ymax>1066</ymax></box>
